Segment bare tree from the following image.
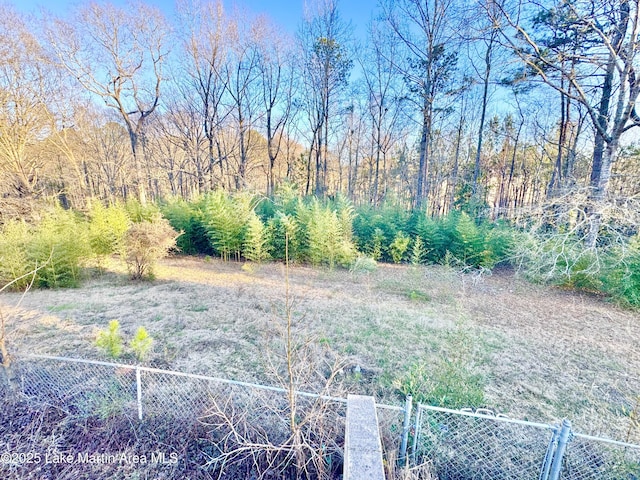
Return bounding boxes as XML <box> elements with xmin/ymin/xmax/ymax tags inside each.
<box><xmin>466</xmin><ymin>0</ymin><xmax>502</xmax><ymax>201</ymax></box>
<box><xmin>154</xmin><ymin>86</ymin><xmax>207</xmax><ymax>197</ymax></box>
<box><xmin>383</xmin><ymin>0</ymin><xmax>460</xmax><ymax>209</ymax></box>
<box><xmin>360</xmin><ymin>20</ymin><xmax>408</xmax><ymax>205</ymax></box>
<box><xmin>255</xmin><ymin>18</ymin><xmax>297</xmax><ymax>196</ymax></box>
<box><xmin>222</xmin><ymin>13</ymin><xmax>262</xmax><ymax>190</ymax></box>
<box><xmin>177</xmin><ymin>0</ymin><xmax>234</xmax><ymax>191</ymax></box>
<box><xmin>47</xmin><ymin>2</ymin><xmax>170</xmax><ymax>204</ymax></box>
<box><xmin>0</xmin><ymin>8</ymin><xmax>54</xmax><ymax>199</ymax></box>
<box><xmin>299</xmin><ymin>0</ymin><xmax>353</xmax><ymax>197</ymax></box>
<box><xmin>88</xmin><ymin>117</ymin><xmax>132</xmax><ymax>201</ymax></box>
<box><xmin>493</xmin><ymin>0</ymin><xmax>640</xmax><ymax>245</ymax></box>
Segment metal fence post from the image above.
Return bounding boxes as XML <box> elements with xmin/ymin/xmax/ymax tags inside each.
<box><xmin>539</xmin><ymin>426</ymin><xmax>560</xmax><ymax>480</ymax></box>
<box><xmin>399</xmin><ymin>395</ymin><xmax>412</xmax><ymax>466</ymax></box>
<box><xmin>411</xmin><ymin>404</ymin><xmax>423</xmax><ymax>464</ymax></box>
<box><xmin>136</xmin><ymin>367</ymin><xmax>143</xmax><ymax>421</ymax></box>
<box><xmin>548</xmin><ymin>419</ymin><xmax>571</xmax><ymax>480</ymax></box>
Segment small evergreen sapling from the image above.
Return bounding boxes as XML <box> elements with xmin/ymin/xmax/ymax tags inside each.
<box><xmin>96</xmin><ymin>320</ymin><xmax>124</xmax><ymax>359</ymax></box>
<box><xmin>411</xmin><ymin>236</ymin><xmax>425</xmax><ymax>265</ymax></box>
<box><xmin>130</xmin><ymin>326</ymin><xmax>153</xmax><ymax>361</ymax></box>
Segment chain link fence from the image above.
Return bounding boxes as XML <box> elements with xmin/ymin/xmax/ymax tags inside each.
<box><xmin>565</xmin><ymin>433</ymin><xmax>640</xmax><ymax>479</ymax></box>
<box><xmin>11</xmin><ymin>354</ymin><xmax>353</xmax><ymax>422</ymax></box>
<box><xmin>410</xmin><ymin>404</ymin><xmax>640</xmax><ymax>480</ymax></box>
<box><xmin>3</xmin><ymin>355</ymin><xmax>640</xmax><ymax>479</ymax></box>
<box><xmin>4</xmin><ymin>354</ymin><xmax>356</xmax><ymax>478</ymax></box>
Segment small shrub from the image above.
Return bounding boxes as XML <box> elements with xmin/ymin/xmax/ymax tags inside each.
<box><xmin>369</xmin><ymin>227</ymin><xmax>385</xmax><ymax>261</ymax></box>
<box><xmin>130</xmin><ymin>326</ymin><xmax>153</xmax><ymax>361</ymax></box>
<box><xmin>349</xmin><ymin>255</ymin><xmax>378</xmax><ymax>274</ymax></box>
<box><xmin>96</xmin><ymin>320</ymin><xmax>124</xmax><ymax>358</ymax></box>
<box><xmin>411</xmin><ymin>236</ymin><xmax>425</xmax><ymax>265</ymax></box>
<box><xmin>124</xmin><ymin>214</ymin><xmax>179</xmax><ymax>280</ymax></box>
<box><xmin>389</xmin><ymin>231</ymin><xmax>410</xmax><ymax>263</ymax></box>
<box><xmin>88</xmin><ymin>201</ymin><xmax>130</xmax><ymax>258</ymax></box>
<box><xmin>407</xmin><ymin>289</ymin><xmax>430</xmax><ymax>302</ymax></box>
<box><xmin>394</xmin><ymin>327</ymin><xmax>485</xmax><ymax>409</ymax></box>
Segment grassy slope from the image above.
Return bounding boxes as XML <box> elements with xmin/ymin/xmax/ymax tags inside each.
<box><xmin>1</xmin><ymin>256</ymin><xmax>639</xmax><ymax>443</ymax></box>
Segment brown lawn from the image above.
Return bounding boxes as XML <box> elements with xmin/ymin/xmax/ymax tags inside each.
<box><xmin>1</xmin><ymin>256</ymin><xmax>639</xmax><ymax>442</ymax></box>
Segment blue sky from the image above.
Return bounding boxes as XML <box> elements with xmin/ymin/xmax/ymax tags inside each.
<box><xmin>11</xmin><ymin>0</ymin><xmax>375</xmax><ymax>39</ymax></box>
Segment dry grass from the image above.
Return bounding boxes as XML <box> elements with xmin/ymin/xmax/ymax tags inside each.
<box><xmin>1</xmin><ymin>255</ymin><xmax>639</xmax><ymax>442</ymax></box>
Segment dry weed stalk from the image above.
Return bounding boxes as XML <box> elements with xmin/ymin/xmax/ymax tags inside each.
<box><xmin>383</xmin><ymin>431</ymin><xmax>438</xmax><ymax>480</ymax></box>
<box><xmin>199</xmin><ymin>234</ymin><xmax>348</xmax><ymax>479</ymax></box>
<box><xmin>202</xmin><ymin>386</ymin><xmax>344</xmax><ymax>479</ymax></box>
<box><xmin>395</xmin><ymin>463</ymin><xmax>439</xmax><ymax>480</ymax></box>
<box><xmin>513</xmin><ymin>189</ymin><xmax>640</xmax><ymax>280</ymax></box>
<box><xmin>626</xmin><ymin>395</ymin><xmax>640</xmax><ymax>444</ymax></box>
<box><xmin>1</xmin><ymin>263</ymin><xmax>44</xmax><ymax>391</ymax></box>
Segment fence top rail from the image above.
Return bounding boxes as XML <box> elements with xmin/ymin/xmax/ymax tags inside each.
<box><xmin>573</xmin><ymin>432</ymin><xmax>640</xmax><ymax>450</ymax></box>
<box><xmin>417</xmin><ymin>403</ymin><xmax>555</xmax><ymax>430</ymax></box>
<box><xmin>418</xmin><ymin>403</ymin><xmax>640</xmax><ymax>450</ymax></box>
<box><xmin>25</xmin><ymin>354</ymin><xmax>404</xmax><ymax>410</ymax></box>
<box><xmin>376</xmin><ymin>404</ymin><xmax>404</xmax><ymax>412</ymax></box>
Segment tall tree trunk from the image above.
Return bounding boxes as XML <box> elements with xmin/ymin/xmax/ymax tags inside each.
<box><xmin>586</xmin><ymin>43</ymin><xmax>618</xmax><ymax>248</ymax></box>
<box><xmin>473</xmin><ymin>34</ymin><xmax>494</xmax><ymax>199</ymax></box>
<box><xmin>128</xmin><ymin>129</ymin><xmax>147</xmax><ymax>205</ymax></box>
<box><xmin>266</xmin><ymin>110</ymin><xmax>276</xmax><ymax>196</ymax></box>
<box><xmin>449</xmin><ymin>106</ymin><xmax>465</xmax><ymax>213</ymax></box>
<box><xmin>208</xmin><ymin>132</ymin><xmax>217</xmax><ymax>191</ymax></box>
<box><xmin>373</xmin><ymin>127</ymin><xmax>382</xmax><ymax>206</ymax></box>
<box><xmin>547</xmin><ymin>88</ymin><xmax>568</xmax><ymax>198</ymax></box>
<box><xmin>586</xmin><ymin>140</ymin><xmax>619</xmax><ymax>247</ymax></box>
<box><xmin>314</xmin><ymin>128</ymin><xmax>323</xmax><ymax>196</ymax></box>
<box><xmin>415</xmin><ymin>108</ymin><xmax>430</xmax><ymax>209</ymax></box>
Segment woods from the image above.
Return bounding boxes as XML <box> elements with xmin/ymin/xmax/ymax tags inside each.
<box><xmin>1</xmin><ymin>0</ymin><xmax>637</xmax><ymax>212</ymax></box>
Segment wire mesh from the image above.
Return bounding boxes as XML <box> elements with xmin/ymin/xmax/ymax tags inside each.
<box><xmin>413</xmin><ymin>405</ymin><xmax>555</xmax><ymax>480</ymax></box>
<box><xmin>561</xmin><ymin>434</ymin><xmax>640</xmax><ymax>480</ymax></box>
<box><xmin>376</xmin><ymin>403</ymin><xmax>406</xmax><ymax>463</ymax></box>
<box><xmin>12</xmin><ymin>356</ymin><xmax>349</xmax><ymax>426</ymax></box>
<box><xmin>16</xmin><ymin>358</ymin><xmax>138</xmax><ymax>418</ymax></box>
<box><xmin>7</xmin><ymin>355</ymin><xmax>640</xmax><ymax>480</ymax></box>
<box><xmin>139</xmin><ymin>369</ymin><xmax>215</xmax><ymax>420</ymax></box>
<box><xmin>4</xmin><ymin>356</ymin><xmax>351</xmax><ymax>479</ymax></box>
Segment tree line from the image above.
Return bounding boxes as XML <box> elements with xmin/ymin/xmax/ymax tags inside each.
<box><xmin>1</xmin><ymin>0</ymin><xmax>639</xmax><ymax>241</ymax></box>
